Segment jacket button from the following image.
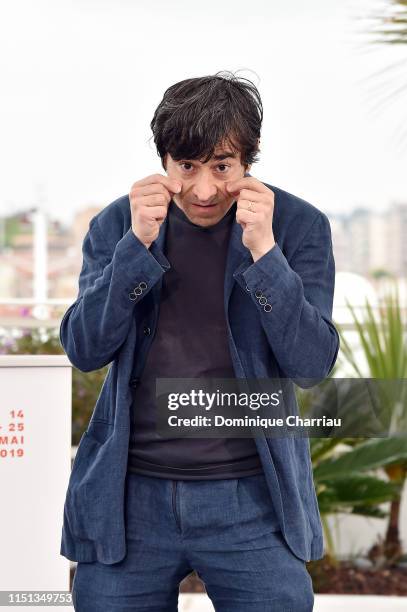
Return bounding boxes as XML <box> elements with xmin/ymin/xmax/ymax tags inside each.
<box><xmin>129</xmin><ymin>377</ymin><xmax>140</xmax><ymax>387</ymax></box>
<box><xmin>259</xmin><ymin>297</ymin><xmax>267</xmax><ymax>305</ymax></box>
<box><xmin>255</xmin><ymin>289</ymin><xmax>263</xmax><ymax>298</ymax></box>
<box><xmin>143</xmin><ymin>326</ymin><xmax>151</xmax><ymax>336</ymax></box>
<box><xmin>264</xmin><ymin>304</ymin><xmax>272</xmax><ymax>312</ymax></box>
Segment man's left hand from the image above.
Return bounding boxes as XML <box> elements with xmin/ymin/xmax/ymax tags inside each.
<box><xmin>226</xmin><ymin>177</ymin><xmax>276</xmax><ymax>262</ymax></box>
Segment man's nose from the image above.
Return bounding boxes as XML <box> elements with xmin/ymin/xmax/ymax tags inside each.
<box><xmin>192</xmin><ymin>175</ymin><xmax>217</xmax><ymax>202</ymax></box>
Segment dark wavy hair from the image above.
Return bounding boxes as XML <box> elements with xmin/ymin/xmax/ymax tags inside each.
<box><xmin>150</xmin><ymin>70</ymin><xmax>263</xmax><ymax>170</ymax></box>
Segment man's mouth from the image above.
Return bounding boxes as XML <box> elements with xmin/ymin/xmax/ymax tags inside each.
<box><xmin>192</xmin><ymin>203</ymin><xmax>217</xmax><ymax>209</ymax></box>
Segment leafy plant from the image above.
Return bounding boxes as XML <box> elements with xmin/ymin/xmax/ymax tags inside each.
<box><xmin>362</xmin><ymin>1</ymin><xmax>407</xmax><ymax>148</ymax></box>
<box><xmin>370</xmin><ymin>1</ymin><xmax>407</xmax><ymax>46</ymax></box>
<box><xmin>336</xmin><ymin>283</ymin><xmax>407</xmax><ymax>561</ymax></box>
<box><xmin>308</xmin><ymin>434</ymin><xmax>405</xmax><ymax>560</ymax></box>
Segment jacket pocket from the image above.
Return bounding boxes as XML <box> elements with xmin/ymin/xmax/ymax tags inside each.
<box><xmin>65</xmin><ymin>430</ymin><xmax>104</xmax><ymax>540</ymax></box>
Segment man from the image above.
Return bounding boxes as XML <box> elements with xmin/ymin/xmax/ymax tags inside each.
<box><xmin>60</xmin><ymin>71</ymin><xmax>340</xmax><ymax>611</ymax></box>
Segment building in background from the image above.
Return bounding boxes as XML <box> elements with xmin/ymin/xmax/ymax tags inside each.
<box><xmin>0</xmin><ymin>200</ymin><xmax>406</xmax><ymax>303</ymax></box>
<box><xmin>330</xmin><ymin>202</ymin><xmax>407</xmax><ymax>279</ymax></box>
<box><xmin>0</xmin><ymin>206</ymin><xmax>102</xmax><ymax>300</ymax></box>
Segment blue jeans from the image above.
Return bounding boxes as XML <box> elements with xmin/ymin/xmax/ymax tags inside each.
<box><xmin>72</xmin><ymin>472</ymin><xmax>314</xmax><ymax>611</ymax></box>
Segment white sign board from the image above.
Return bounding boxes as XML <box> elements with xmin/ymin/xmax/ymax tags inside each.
<box><xmin>0</xmin><ymin>355</ymin><xmax>72</xmax><ymax>594</ymax></box>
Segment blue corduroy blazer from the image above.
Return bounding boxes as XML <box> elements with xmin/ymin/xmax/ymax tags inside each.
<box><xmin>59</xmin><ymin>180</ymin><xmax>340</xmax><ymax>563</ymax></box>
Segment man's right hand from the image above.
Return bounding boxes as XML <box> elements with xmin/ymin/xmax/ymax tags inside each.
<box><xmin>129</xmin><ymin>174</ymin><xmax>182</xmax><ymax>249</ymax></box>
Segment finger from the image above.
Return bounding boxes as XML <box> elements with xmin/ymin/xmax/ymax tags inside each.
<box><xmin>236</xmin><ymin>190</ymin><xmax>262</xmax><ymax>204</ymax></box>
<box><xmin>139</xmin><ymin>204</ymin><xmax>168</xmax><ymax>221</ymax></box>
<box><xmin>131</xmin><ymin>174</ymin><xmax>182</xmax><ymax>194</ymax></box>
<box><xmin>137</xmin><ymin>194</ymin><xmax>170</xmax><ymax>208</ymax></box>
<box><xmin>236</xmin><ymin>207</ymin><xmax>257</xmax><ymax>225</ymax></box>
<box><xmin>227</xmin><ymin>177</ymin><xmax>266</xmax><ymax>195</ymax></box>
<box><xmin>236</xmin><ymin>199</ymin><xmax>259</xmax><ymax>213</ymax></box>
<box><xmin>130</xmin><ymin>186</ymin><xmax>171</xmax><ymax>206</ymax></box>
<box><xmin>132</xmin><ymin>183</ymin><xmax>172</xmax><ymax>199</ymax></box>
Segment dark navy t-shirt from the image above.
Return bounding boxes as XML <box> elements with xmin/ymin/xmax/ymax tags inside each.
<box><xmin>127</xmin><ymin>200</ymin><xmax>263</xmax><ymax>479</ymax></box>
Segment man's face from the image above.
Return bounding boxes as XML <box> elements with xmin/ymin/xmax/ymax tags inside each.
<box><xmin>164</xmin><ymin>143</ymin><xmax>250</xmax><ymax>227</ymax></box>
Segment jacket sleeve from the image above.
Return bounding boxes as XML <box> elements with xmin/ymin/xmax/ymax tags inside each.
<box><xmin>59</xmin><ymin>217</ymin><xmax>170</xmax><ymax>372</ymax></box>
<box><xmin>240</xmin><ymin>212</ymin><xmax>340</xmax><ymax>389</ymax></box>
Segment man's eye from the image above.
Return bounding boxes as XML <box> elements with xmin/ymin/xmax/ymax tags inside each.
<box><xmin>179</xmin><ymin>162</ymin><xmax>230</xmax><ymax>173</ymax></box>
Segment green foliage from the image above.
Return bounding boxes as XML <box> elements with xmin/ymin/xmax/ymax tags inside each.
<box><xmin>317</xmin><ymin>474</ymin><xmax>400</xmax><ymax>514</ymax></box>
<box><xmin>309</xmin><ymin>437</ymin><xmax>402</xmax><ymax>553</ymax></box>
<box><xmin>339</xmin><ymin>288</ymin><xmax>407</xmax><ymax>379</ymax></box>
<box><xmin>303</xmin><ymin>282</ymin><xmax>407</xmax><ymax>558</ymax></box>
<box><xmin>3</xmin><ymin>214</ymin><xmax>33</xmax><ymax>247</ymax></box>
<box><xmin>313</xmin><ymin>438</ymin><xmax>407</xmax><ymax>481</ymax></box>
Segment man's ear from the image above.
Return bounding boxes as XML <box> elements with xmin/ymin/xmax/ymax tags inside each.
<box><xmin>245</xmin><ymin>164</ymin><xmax>252</xmax><ymax>177</ymax></box>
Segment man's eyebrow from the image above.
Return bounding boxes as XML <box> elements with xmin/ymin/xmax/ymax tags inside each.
<box><xmin>211</xmin><ymin>151</ymin><xmax>238</xmax><ymax>161</ymax></box>
<box><xmin>181</xmin><ymin>151</ymin><xmax>238</xmax><ymax>163</ymax></box>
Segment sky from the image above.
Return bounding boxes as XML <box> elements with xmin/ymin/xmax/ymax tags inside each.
<box><xmin>0</xmin><ymin>0</ymin><xmax>406</xmax><ymax>224</ymax></box>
